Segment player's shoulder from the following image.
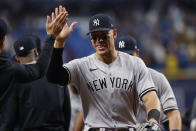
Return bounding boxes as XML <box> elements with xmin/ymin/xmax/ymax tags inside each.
<box><xmin>148</xmin><ymin>68</ymin><xmax>162</xmax><ymax>75</ymax></box>
<box><xmin>68</xmin><ymin>54</ymin><xmax>95</xmax><ymax>64</ymax></box>
<box><xmin>118</xmin><ymin>51</ymin><xmax>141</xmax><ymax>61</ymax></box>
<box><xmin>80</xmin><ymin>53</ymin><xmax>96</xmax><ymax>64</ymax></box>
<box><xmin>148</xmin><ymin>68</ymin><xmax>163</xmax><ymax>76</ymax></box>
<box><xmin>148</xmin><ymin>68</ymin><xmax>166</xmax><ymax>80</ymax></box>
<box><xmin>118</xmin><ymin>51</ymin><xmax>146</xmax><ymax>69</ymax></box>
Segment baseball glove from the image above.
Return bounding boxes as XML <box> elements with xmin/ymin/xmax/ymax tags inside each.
<box><xmin>136</xmin><ymin>122</ymin><xmax>164</xmax><ymax>131</ymax></box>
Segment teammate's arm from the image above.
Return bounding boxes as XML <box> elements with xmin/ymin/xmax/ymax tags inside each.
<box><xmin>46</xmin><ymin>6</ymin><xmax>78</xmax><ymax>85</ymax></box>
<box><xmin>73</xmin><ymin>110</ymin><xmax>84</xmax><ymax>131</ymax></box>
<box><xmin>159</xmin><ymin>73</ymin><xmax>182</xmax><ymax>131</ymax></box>
<box><xmin>166</xmin><ymin>109</ymin><xmax>182</xmax><ymax>131</ymax></box>
<box><xmin>70</xmin><ymin>83</ymin><xmax>79</xmax><ymax>94</ymax></box>
<box><xmin>15</xmin><ymin>6</ymin><xmax>67</xmax><ymax>83</ymax></box>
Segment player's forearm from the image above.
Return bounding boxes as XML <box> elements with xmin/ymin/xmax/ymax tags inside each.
<box><xmin>142</xmin><ymin>91</ymin><xmax>161</xmax><ymax>124</ymax></box>
<box><xmin>166</xmin><ymin>109</ymin><xmax>182</xmax><ymax>131</ymax></box>
<box><xmin>73</xmin><ymin>111</ymin><xmax>84</xmax><ymax>131</ymax></box>
<box><xmin>46</xmin><ymin>47</ymin><xmax>69</xmax><ymax>86</ymax></box>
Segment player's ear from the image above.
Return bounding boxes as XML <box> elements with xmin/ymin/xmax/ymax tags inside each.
<box><xmin>136</xmin><ymin>49</ymin><xmax>140</xmax><ymax>57</ymax></box>
<box><xmin>34</xmin><ymin>48</ymin><xmax>39</xmax><ymax>57</ymax></box>
<box><xmin>112</xmin><ymin>29</ymin><xmax>117</xmax><ymax>39</ymax></box>
<box><xmin>0</xmin><ymin>36</ymin><xmax>6</xmax><ymax>51</ymax></box>
<box><xmin>15</xmin><ymin>56</ymin><xmax>21</xmax><ymax>63</ymax></box>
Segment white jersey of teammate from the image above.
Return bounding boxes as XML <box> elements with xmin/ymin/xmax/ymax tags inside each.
<box><xmin>63</xmin><ymin>51</ymin><xmax>155</xmax><ymax>129</ymax></box>
<box><xmin>137</xmin><ymin>68</ymin><xmax>178</xmax><ymax>123</ymax></box>
<box><xmin>68</xmin><ymin>87</ymin><xmax>82</xmax><ymax>131</ymax></box>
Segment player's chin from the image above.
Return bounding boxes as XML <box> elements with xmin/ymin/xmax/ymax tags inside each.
<box><xmin>96</xmin><ymin>49</ymin><xmax>108</xmax><ymax>55</ymax></box>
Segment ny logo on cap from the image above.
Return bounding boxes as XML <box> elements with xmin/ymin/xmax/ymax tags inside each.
<box><xmin>19</xmin><ymin>46</ymin><xmax>24</xmax><ymax>51</ymax></box>
<box><xmin>93</xmin><ymin>18</ymin><xmax>99</xmax><ymax>26</ymax></box>
<box><xmin>118</xmin><ymin>41</ymin><xmax>125</xmax><ymax>48</ymax></box>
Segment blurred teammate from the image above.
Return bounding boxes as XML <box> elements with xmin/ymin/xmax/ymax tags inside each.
<box><xmin>13</xmin><ymin>35</ymin><xmax>71</xmax><ymax>131</ymax></box>
<box><xmin>47</xmin><ymin>7</ymin><xmax>163</xmax><ymax>131</ymax></box>
<box><xmin>68</xmin><ymin>84</ymin><xmax>83</xmax><ymax>131</ymax></box>
<box><xmin>0</xmin><ymin>7</ymin><xmax>67</xmax><ymax>131</ymax></box>
<box><xmin>191</xmin><ymin>97</ymin><xmax>196</xmax><ymax>131</ymax></box>
<box><xmin>115</xmin><ymin>35</ymin><xmax>182</xmax><ymax>131</ymax></box>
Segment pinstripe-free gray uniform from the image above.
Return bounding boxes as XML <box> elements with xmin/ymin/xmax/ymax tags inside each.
<box><xmin>63</xmin><ymin>52</ymin><xmax>156</xmax><ymax>130</ymax></box>
<box><xmin>137</xmin><ymin>68</ymin><xmax>178</xmax><ymax>123</ymax></box>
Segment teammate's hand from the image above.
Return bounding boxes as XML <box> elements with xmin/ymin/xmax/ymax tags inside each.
<box><xmin>46</xmin><ymin>5</ymin><xmax>67</xmax><ymax>36</ymax></box>
<box><xmin>136</xmin><ymin>122</ymin><xmax>164</xmax><ymax>131</ymax></box>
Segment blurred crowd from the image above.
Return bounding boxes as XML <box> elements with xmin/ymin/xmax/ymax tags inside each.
<box><xmin>0</xmin><ymin>0</ymin><xmax>196</xmax><ymax>74</ymax></box>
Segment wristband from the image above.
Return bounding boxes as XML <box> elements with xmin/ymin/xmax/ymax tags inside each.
<box><xmin>147</xmin><ymin>109</ymin><xmax>160</xmax><ymax>123</ymax></box>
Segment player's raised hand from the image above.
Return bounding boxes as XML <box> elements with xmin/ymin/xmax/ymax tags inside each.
<box><xmin>46</xmin><ymin>5</ymin><xmax>67</xmax><ymax>36</ymax></box>
<box><xmin>54</xmin><ymin>6</ymin><xmax>78</xmax><ymax>48</ymax></box>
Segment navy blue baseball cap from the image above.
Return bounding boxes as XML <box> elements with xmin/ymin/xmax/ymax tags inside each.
<box><xmin>14</xmin><ymin>36</ymin><xmax>37</xmax><ymax>57</ymax></box>
<box><xmin>25</xmin><ymin>34</ymin><xmax>42</xmax><ymax>53</ymax></box>
<box><xmin>87</xmin><ymin>13</ymin><xmax>115</xmax><ymax>35</ymax></box>
<box><xmin>115</xmin><ymin>35</ymin><xmax>138</xmax><ymax>54</ymax></box>
<box><xmin>0</xmin><ymin>18</ymin><xmax>8</xmax><ymax>39</ymax></box>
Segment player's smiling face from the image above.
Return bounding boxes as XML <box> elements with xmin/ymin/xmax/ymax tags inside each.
<box><xmin>90</xmin><ymin>29</ymin><xmax>117</xmax><ymax>56</ymax></box>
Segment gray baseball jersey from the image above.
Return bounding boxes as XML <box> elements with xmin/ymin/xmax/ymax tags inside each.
<box><xmin>137</xmin><ymin>68</ymin><xmax>178</xmax><ymax>123</ymax></box>
<box><xmin>63</xmin><ymin>51</ymin><xmax>155</xmax><ymax>129</ymax></box>
<box><xmin>68</xmin><ymin>87</ymin><xmax>82</xmax><ymax>131</ymax></box>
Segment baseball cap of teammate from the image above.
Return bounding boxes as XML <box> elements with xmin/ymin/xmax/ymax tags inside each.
<box><xmin>0</xmin><ymin>18</ymin><xmax>8</xmax><ymax>39</ymax></box>
<box><xmin>14</xmin><ymin>36</ymin><xmax>37</xmax><ymax>57</ymax></box>
<box><xmin>87</xmin><ymin>13</ymin><xmax>115</xmax><ymax>35</ymax></box>
<box><xmin>115</xmin><ymin>35</ymin><xmax>138</xmax><ymax>54</ymax></box>
<box><xmin>25</xmin><ymin>34</ymin><xmax>42</xmax><ymax>54</ymax></box>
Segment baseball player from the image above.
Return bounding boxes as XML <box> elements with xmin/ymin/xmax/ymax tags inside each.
<box><xmin>68</xmin><ymin>84</ymin><xmax>83</xmax><ymax>131</ymax></box>
<box><xmin>0</xmin><ymin>9</ymin><xmax>67</xmax><ymax>130</ymax></box>
<box><xmin>191</xmin><ymin>97</ymin><xmax>196</xmax><ymax>131</ymax></box>
<box><xmin>115</xmin><ymin>35</ymin><xmax>182</xmax><ymax>131</ymax></box>
<box><xmin>47</xmin><ymin>6</ymin><xmax>163</xmax><ymax>131</ymax></box>
<box><xmin>13</xmin><ymin>35</ymin><xmax>71</xmax><ymax>131</ymax></box>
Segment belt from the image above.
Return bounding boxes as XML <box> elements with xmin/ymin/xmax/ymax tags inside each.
<box><xmin>88</xmin><ymin>128</ymin><xmax>135</xmax><ymax>131</ymax></box>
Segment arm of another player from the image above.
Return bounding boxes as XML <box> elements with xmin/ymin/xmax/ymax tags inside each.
<box><xmin>165</xmin><ymin>109</ymin><xmax>182</xmax><ymax>131</ymax></box>
<box><xmin>159</xmin><ymin>73</ymin><xmax>182</xmax><ymax>131</ymax></box>
<box><xmin>46</xmin><ymin>6</ymin><xmax>78</xmax><ymax>86</ymax></box>
<box><xmin>73</xmin><ymin>110</ymin><xmax>84</xmax><ymax>131</ymax></box>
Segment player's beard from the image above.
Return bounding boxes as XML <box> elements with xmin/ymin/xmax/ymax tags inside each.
<box><xmin>95</xmin><ymin>43</ymin><xmax>110</xmax><ymax>56</ymax></box>
<box><xmin>95</xmin><ymin>45</ymin><xmax>117</xmax><ymax>64</ymax></box>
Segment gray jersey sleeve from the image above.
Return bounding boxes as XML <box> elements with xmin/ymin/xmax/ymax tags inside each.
<box><xmin>158</xmin><ymin>74</ymin><xmax>178</xmax><ymax>112</ymax></box>
<box><xmin>63</xmin><ymin>59</ymin><xmax>81</xmax><ymax>88</ymax></box>
<box><xmin>134</xmin><ymin>57</ymin><xmax>156</xmax><ymax>100</ymax></box>
<box><xmin>149</xmin><ymin>68</ymin><xmax>178</xmax><ymax>112</ymax></box>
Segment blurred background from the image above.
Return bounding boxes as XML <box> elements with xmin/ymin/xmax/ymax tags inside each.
<box><xmin>0</xmin><ymin>0</ymin><xmax>196</xmax><ymax>130</ymax></box>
